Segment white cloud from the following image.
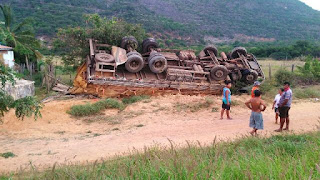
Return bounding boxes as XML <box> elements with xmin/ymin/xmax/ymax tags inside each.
<box><xmin>300</xmin><ymin>0</ymin><xmax>320</xmax><ymax>10</ymax></box>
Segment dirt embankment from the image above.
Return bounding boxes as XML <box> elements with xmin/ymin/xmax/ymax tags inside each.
<box><xmin>0</xmin><ymin>95</ymin><xmax>319</xmax><ymax>173</ymax></box>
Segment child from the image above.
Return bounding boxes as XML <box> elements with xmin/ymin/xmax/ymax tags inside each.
<box><xmin>221</xmin><ymin>80</ymin><xmax>232</xmax><ymax>120</ymax></box>
<box><xmin>272</xmin><ymin>88</ymin><xmax>284</xmax><ymax>124</ymax></box>
<box><xmin>245</xmin><ymin>90</ymin><xmax>266</xmax><ymax>136</ymax></box>
<box><xmin>251</xmin><ymin>81</ymin><xmax>261</xmax><ymax>98</ymax></box>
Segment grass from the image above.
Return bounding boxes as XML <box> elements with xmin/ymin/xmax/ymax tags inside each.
<box><xmin>83</xmin><ymin>111</ymin><xmax>145</xmax><ymax>124</ymax></box>
<box><xmin>122</xmin><ymin>95</ymin><xmax>150</xmax><ymax>105</ymax></box>
<box><xmin>258</xmin><ymin>59</ymin><xmax>305</xmax><ymax>79</ymax></box>
<box><xmin>8</xmin><ymin>132</ymin><xmax>320</xmax><ymax>179</ymax></box>
<box><xmin>67</xmin><ymin>98</ymin><xmax>125</xmax><ymax>117</ymax></box>
<box><xmin>174</xmin><ymin>98</ymin><xmax>214</xmax><ymax>112</ymax></box>
<box><xmin>0</xmin><ymin>152</ymin><xmax>16</xmax><ymax>159</ymax></box>
<box><xmin>294</xmin><ymin>86</ymin><xmax>320</xmax><ymax>99</ymax></box>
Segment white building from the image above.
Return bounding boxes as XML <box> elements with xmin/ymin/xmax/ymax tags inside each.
<box><xmin>0</xmin><ymin>45</ymin><xmax>35</xmax><ymax>100</ymax></box>
<box><xmin>0</xmin><ymin>45</ymin><xmax>14</xmax><ymax>68</ymax></box>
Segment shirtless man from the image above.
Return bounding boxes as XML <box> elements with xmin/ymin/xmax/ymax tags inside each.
<box><xmin>245</xmin><ymin>90</ymin><xmax>267</xmax><ymax>136</ymax></box>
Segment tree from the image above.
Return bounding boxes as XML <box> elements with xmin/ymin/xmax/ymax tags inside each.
<box><xmin>0</xmin><ymin>63</ymin><xmax>42</xmax><ymax>122</ymax></box>
<box><xmin>0</xmin><ymin>5</ymin><xmax>42</xmax><ymax>72</ymax></box>
<box><xmin>54</xmin><ymin>14</ymin><xmax>146</xmax><ymax>67</ymax></box>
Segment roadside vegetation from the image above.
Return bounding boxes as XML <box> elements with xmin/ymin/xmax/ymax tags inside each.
<box><xmin>68</xmin><ymin>96</ymin><xmax>151</xmax><ymax>117</ymax></box>
<box><xmin>67</xmin><ymin>98</ymin><xmax>125</xmax><ymax>117</ymax></box>
<box><xmin>174</xmin><ymin>98</ymin><xmax>214</xmax><ymax>112</ymax></box>
<box><xmin>3</xmin><ymin>132</ymin><xmax>319</xmax><ymax>179</ymax></box>
<box><xmin>122</xmin><ymin>95</ymin><xmax>150</xmax><ymax>105</ymax></box>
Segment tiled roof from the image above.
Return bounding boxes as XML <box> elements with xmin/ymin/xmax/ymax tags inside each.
<box><xmin>0</xmin><ymin>45</ymin><xmax>13</xmax><ymax>50</ymax></box>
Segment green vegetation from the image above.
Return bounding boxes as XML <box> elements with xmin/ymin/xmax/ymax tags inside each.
<box><xmin>249</xmin><ymin>41</ymin><xmax>320</xmax><ymax>59</ymax></box>
<box><xmin>54</xmin><ymin>14</ymin><xmax>146</xmax><ymax>66</ymax></box>
<box><xmin>68</xmin><ymin>96</ymin><xmax>151</xmax><ymax>117</ymax></box>
<box><xmin>6</xmin><ymin>132</ymin><xmax>320</xmax><ymax>179</ymax></box>
<box><xmin>294</xmin><ymin>87</ymin><xmax>320</xmax><ymax>99</ymax></box>
<box><xmin>122</xmin><ymin>95</ymin><xmax>150</xmax><ymax>105</ymax></box>
<box><xmin>67</xmin><ymin>98</ymin><xmax>125</xmax><ymax>117</ymax></box>
<box><xmin>0</xmin><ymin>152</ymin><xmax>16</xmax><ymax>158</ymax></box>
<box><xmin>3</xmin><ymin>0</ymin><xmax>320</xmax><ymax>42</ymax></box>
<box><xmin>0</xmin><ymin>5</ymin><xmax>42</xmax><ymax>66</ymax></box>
<box><xmin>0</xmin><ymin>65</ymin><xmax>42</xmax><ymax>122</ymax></box>
<box><xmin>174</xmin><ymin>98</ymin><xmax>214</xmax><ymax>112</ymax></box>
<box><xmin>257</xmin><ymin>58</ymin><xmax>320</xmax><ymax>100</ymax></box>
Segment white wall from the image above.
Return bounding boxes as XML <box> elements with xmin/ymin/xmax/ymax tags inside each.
<box><xmin>2</xmin><ymin>50</ymin><xmax>15</xmax><ymax>68</ymax></box>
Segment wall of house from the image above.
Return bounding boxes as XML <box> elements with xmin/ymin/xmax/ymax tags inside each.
<box><xmin>4</xmin><ymin>79</ymin><xmax>35</xmax><ymax>100</ymax></box>
<box><xmin>0</xmin><ymin>50</ymin><xmax>14</xmax><ymax>68</ymax></box>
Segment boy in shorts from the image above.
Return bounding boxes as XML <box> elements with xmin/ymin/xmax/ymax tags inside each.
<box><xmin>220</xmin><ymin>80</ymin><xmax>232</xmax><ymax>120</ymax></box>
<box><xmin>272</xmin><ymin>88</ymin><xmax>284</xmax><ymax>124</ymax></box>
<box><xmin>245</xmin><ymin>90</ymin><xmax>266</xmax><ymax>136</ymax></box>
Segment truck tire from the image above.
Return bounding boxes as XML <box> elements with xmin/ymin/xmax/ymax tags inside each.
<box><xmin>125</xmin><ymin>54</ymin><xmax>144</xmax><ymax>73</ymax></box>
<box><xmin>148</xmin><ymin>54</ymin><xmax>168</xmax><ymax>74</ymax></box>
<box><xmin>243</xmin><ymin>70</ymin><xmax>258</xmax><ymax>84</ymax></box>
<box><xmin>127</xmin><ymin>51</ymin><xmax>142</xmax><ymax>58</ymax></box>
<box><xmin>230</xmin><ymin>72</ymin><xmax>242</xmax><ymax>81</ymax></box>
<box><xmin>231</xmin><ymin>47</ymin><xmax>247</xmax><ymax>59</ymax></box>
<box><xmin>203</xmin><ymin>45</ymin><xmax>218</xmax><ymax>57</ymax></box>
<box><xmin>148</xmin><ymin>51</ymin><xmax>162</xmax><ymax>61</ymax></box>
<box><xmin>121</xmin><ymin>36</ymin><xmax>138</xmax><ymax>51</ymax></box>
<box><xmin>95</xmin><ymin>53</ymin><xmax>115</xmax><ymax>63</ymax></box>
<box><xmin>210</xmin><ymin>65</ymin><xmax>229</xmax><ymax>81</ymax></box>
<box><xmin>142</xmin><ymin>38</ymin><xmax>159</xmax><ymax>53</ymax></box>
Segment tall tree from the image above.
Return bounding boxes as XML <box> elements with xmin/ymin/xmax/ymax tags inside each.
<box><xmin>0</xmin><ymin>5</ymin><xmax>42</xmax><ymax>122</ymax></box>
<box><xmin>0</xmin><ymin>5</ymin><xmax>42</xmax><ymax>72</ymax></box>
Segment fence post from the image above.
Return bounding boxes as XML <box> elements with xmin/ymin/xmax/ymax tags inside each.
<box><xmin>269</xmin><ymin>63</ymin><xmax>272</xmax><ymax>79</ymax></box>
<box><xmin>69</xmin><ymin>73</ymin><xmax>72</xmax><ymax>85</ymax></box>
<box><xmin>291</xmin><ymin>64</ymin><xmax>295</xmax><ymax>72</ymax></box>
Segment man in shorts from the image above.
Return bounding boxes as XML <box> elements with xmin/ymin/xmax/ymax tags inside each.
<box><xmin>275</xmin><ymin>82</ymin><xmax>293</xmax><ymax>132</ymax></box>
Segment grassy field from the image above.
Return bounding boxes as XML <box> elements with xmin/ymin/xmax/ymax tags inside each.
<box><xmin>2</xmin><ymin>132</ymin><xmax>320</xmax><ymax>179</ymax></box>
<box><xmin>258</xmin><ymin>59</ymin><xmax>305</xmax><ymax>79</ymax></box>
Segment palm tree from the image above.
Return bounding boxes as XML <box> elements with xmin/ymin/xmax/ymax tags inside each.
<box><xmin>0</xmin><ymin>5</ymin><xmax>42</xmax><ymax>74</ymax></box>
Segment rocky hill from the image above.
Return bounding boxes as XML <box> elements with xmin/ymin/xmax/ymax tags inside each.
<box><xmin>1</xmin><ymin>0</ymin><xmax>320</xmax><ymax>42</ymax></box>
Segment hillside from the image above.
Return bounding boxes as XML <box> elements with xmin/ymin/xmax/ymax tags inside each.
<box><xmin>1</xmin><ymin>0</ymin><xmax>320</xmax><ymax>42</ymax></box>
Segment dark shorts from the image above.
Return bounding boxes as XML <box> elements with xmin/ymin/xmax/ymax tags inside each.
<box><xmin>279</xmin><ymin>107</ymin><xmax>290</xmax><ymax>118</ymax></box>
<box><xmin>222</xmin><ymin>103</ymin><xmax>231</xmax><ymax>110</ymax></box>
<box><xmin>275</xmin><ymin>107</ymin><xmax>279</xmax><ymax>114</ymax></box>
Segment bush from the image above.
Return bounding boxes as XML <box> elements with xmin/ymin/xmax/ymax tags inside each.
<box><xmin>67</xmin><ymin>98</ymin><xmax>125</xmax><ymax>117</ymax></box>
<box><xmin>294</xmin><ymin>87</ymin><xmax>320</xmax><ymax>99</ymax></box>
<box><xmin>97</xmin><ymin>98</ymin><xmax>125</xmax><ymax>110</ymax></box>
<box><xmin>297</xmin><ymin>58</ymin><xmax>320</xmax><ymax>84</ymax></box>
<box><xmin>122</xmin><ymin>95</ymin><xmax>150</xmax><ymax>105</ymax></box>
<box><xmin>274</xmin><ymin>69</ymin><xmax>296</xmax><ymax>86</ymax></box>
<box><xmin>0</xmin><ymin>152</ymin><xmax>16</xmax><ymax>159</ymax></box>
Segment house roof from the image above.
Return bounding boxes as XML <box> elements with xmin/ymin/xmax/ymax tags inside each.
<box><xmin>0</xmin><ymin>45</ymin><xmax>13</xmax><ymax>50</ymax></box>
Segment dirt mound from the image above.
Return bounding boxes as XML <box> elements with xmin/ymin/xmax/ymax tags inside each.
<box><xmin>0</xmin><ymin>95</ymin><xmax>319</xmax><ymax>173</ymax></box>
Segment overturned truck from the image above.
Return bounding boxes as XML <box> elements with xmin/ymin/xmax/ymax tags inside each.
<box><xmin>71</xmin><ymin>37</ymin><xmax>264</xmax><ymax>97</ymax></box>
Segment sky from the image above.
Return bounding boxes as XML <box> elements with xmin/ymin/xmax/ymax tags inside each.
<box><xmin>300</xmin><ymin>0</ymin><xmax>320</xmax><ymax>10</ymax></box>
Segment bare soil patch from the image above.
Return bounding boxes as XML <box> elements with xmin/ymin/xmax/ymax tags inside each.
<box><xmin>0</xmin><ymin>95</ymin><xmax>319</xmax><ymax>173</ymax></box>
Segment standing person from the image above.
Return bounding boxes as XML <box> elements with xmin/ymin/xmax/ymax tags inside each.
<box><xmin>275</xmin><ymin>82</ymin><xmax>293</xmax><ymax>132</ymax></box>
<box><xmin>245</xmin><ymin>90</ymin><xmax>267</xmax><ymax>136</ymax></box>
<box><xmin>220</xmin><ymin>80</ymin><xmax>232</xmax><ymax>120</ymax></box>
<box><xmin>251</xmin><ymin>81</ymin><xmax>261</xmax><ymax>98</ymax></box>
<box><xmin>272</xmin><ymin>88</ymin><xmax>284</xmax><ymax>124</ymax></box>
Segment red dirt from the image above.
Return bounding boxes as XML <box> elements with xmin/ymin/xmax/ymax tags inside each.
<box><xmin>0</xmin><ymin>95</ymin><xmax>319</xmax><ymax>173</ymax></box>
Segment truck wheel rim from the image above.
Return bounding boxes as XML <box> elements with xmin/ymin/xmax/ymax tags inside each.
<box><xmin>215</xmin><ymin>70</ymin><xmax>224</xmax><ymax>78</ymax></box>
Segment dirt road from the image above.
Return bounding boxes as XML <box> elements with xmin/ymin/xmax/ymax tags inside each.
<box><xmin>0</xmin><ymin>95</ymin><xmax>319</xmax><ymax>173</ymax></box>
